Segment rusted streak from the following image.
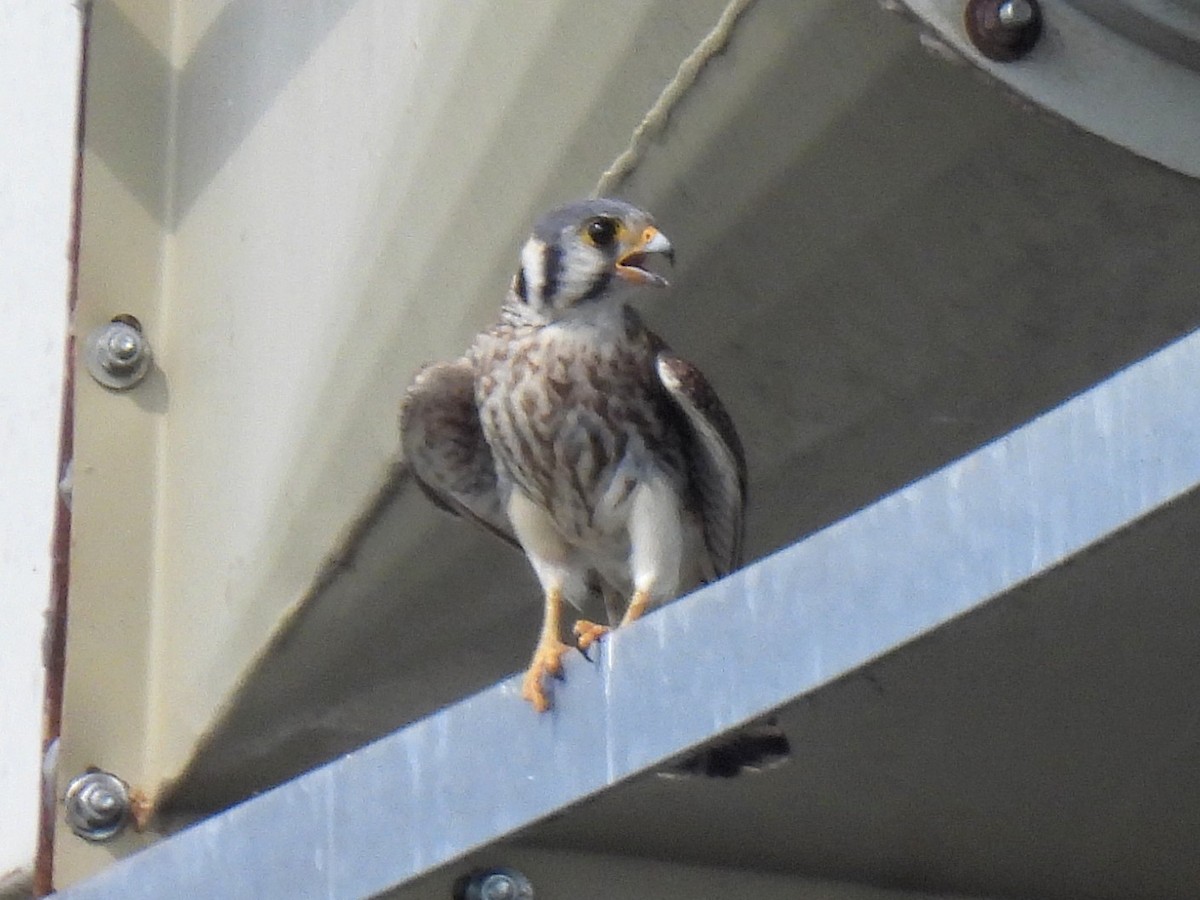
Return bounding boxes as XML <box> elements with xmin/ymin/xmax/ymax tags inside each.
<box><xmin>129</xmin><ymin>787</ymin><xmax>154</xmax><ymax>833</ymax></box>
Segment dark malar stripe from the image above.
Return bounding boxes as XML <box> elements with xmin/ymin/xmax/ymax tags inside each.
<box><xmin>579</xmin><ymin>272</ymin><xmax>612</xmax><ymax>303</ymax></box>
<box><xmin>542</xmin><ymin>243</ymin><xmax>563</xmax><ymax>302</ymax></box>
<box><xmin>513</xmin><ymin>268</ymin><xmax>527</xmax><ymax>302</ymax></box>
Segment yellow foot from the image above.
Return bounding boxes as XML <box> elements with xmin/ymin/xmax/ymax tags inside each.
<box><xmin>521</xmin><ymin>639</ymin><xmax>572</xmax><ymax>712</ymax></box>
<box><xmin>573</xmin><ymin>619</ymin><xmax>611</xmax><ymax>653</ymax></box>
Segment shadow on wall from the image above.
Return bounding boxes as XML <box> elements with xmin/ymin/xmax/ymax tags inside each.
<box><xmin>87</xmin><ymin>0</ymin><xmax>359</xmax><ymax>227</ymax></box>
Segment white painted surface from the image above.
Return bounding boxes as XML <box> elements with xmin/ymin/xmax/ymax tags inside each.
<box><xmin>0</xmin><ymin>0</ymin><xmax>81</xmax><ymax>890</ymax></box>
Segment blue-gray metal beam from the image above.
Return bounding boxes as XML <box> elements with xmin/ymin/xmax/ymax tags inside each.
<box><xmin>57</xmin><ymin>327</ymin><xmax>1200</xmax><ymax>900</ymax></box>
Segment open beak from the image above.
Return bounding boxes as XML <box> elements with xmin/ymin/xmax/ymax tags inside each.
<box><xmin>616</xmin><ymin>226</ymin><xmax>674</xmax><ymax>287</ymax></box>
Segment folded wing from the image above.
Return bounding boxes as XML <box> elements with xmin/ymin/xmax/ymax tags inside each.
<box><xmin>399</xmin><ymin>359</ymin><xmax>517</xmax><ymax>548</ymax></box>
<box><xmin>654</xmin><ymin>350</ymin><xmax>747</xmax><ymax>578</ymax></box>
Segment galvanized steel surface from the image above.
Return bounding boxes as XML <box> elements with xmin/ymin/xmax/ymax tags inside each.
<box><xmin>57</xmin><ymin>323</ymin><xmax>1200</xmax><ymax>898</ymax></box>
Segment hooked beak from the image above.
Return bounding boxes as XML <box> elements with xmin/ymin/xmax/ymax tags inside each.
<box><xmin>616</xmin><ymin>226</ymin><xmax>674</xmax><ymax>287</ymax></box>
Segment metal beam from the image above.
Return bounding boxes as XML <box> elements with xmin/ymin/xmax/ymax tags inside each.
<box><xmin>56</xmin><ymin>325</ymin><xmax>1200</xmax><ymax>899</ymax></box>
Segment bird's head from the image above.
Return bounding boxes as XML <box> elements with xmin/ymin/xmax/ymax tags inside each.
<box><xmin>508</xmin><ymin>199</ymin><xmax>674</xmax><ymax>319</ymax></box>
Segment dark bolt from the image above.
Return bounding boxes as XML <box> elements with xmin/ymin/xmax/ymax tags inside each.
<box><xmin>453</xmin><ymin>868</ymin><xmax>534</xmax><ymax>900</ymax></box>
<box><xmin>964</xmin><ymin>0</ymin><xmax>1043</xmax><ymax>62</ymax></box>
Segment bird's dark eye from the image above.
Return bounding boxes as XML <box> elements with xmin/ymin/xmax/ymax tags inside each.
<box><xmin>585</xmin><ymin>217</ymin><xmax>619</xmax><ymax>248</ymax></box>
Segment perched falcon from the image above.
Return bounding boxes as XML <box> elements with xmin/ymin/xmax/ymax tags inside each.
<box><xmin>401</xmin><ymin>199</ymin><xmax>746</xmax><ymax>713</ymax></box>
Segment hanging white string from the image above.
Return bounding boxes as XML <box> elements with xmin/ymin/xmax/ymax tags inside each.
<box><xmin>594</xmin><ymin>0</ymin><xmax>759</xmax><ymax>197</ymax></box>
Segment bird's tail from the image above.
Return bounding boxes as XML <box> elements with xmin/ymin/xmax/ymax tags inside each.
<box><xmin>657</xmin><ymin>717</ymin><xmax>791</xmax><ymax>779</ymax></box>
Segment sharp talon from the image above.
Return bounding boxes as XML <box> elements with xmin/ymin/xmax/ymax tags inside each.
<box><xmin>573</xmin><ymin>619</ymin><xmax>611</xmax><ymax>654</ymax></box>
<box><xmin>521</xmin><ymin>639</ymin><xmax>571</xmax><ymax>712</ymax></box>
<box><xmin>577</xmin><ymin>644</ymin><xmax>592</xmax><ymax>662</ymax></box>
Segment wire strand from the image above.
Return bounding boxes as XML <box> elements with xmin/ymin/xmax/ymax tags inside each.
<box><xmin>594</xmin><ymin>0</ymin><xmax>759</xmax><ymax>197</ymax></box>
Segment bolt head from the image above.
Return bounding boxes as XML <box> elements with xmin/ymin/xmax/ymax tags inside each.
<box><xmin>80</xmin><ymin>783</ymin><xmax>120</xmax><ymax>818</ymax></box>
<box><xmin>964</xmin><ymin>0</ymin><xmax>1043</xmax><ymax>62</ymax></box>
<box><xmin>455</xmin><ymin>868</ymin><xmax>534</xmax><ymax>900</ymax></box>
<box><xmin>84</xmin><ymin>318</ymin><xmax>152</xmax><ymax>390</ymax></box>
<box><xmin>998</xmin><ymin>0</ymin><xmax>1033</xmax><ymax>26</ymax></box>
<box><xmin>106</xmin><ymin>329</ymin><xmax>142</xmax><ymax>364</ymax></box>
<box><xmin>65</xmin><ymin>770</ymin><xmax>131</xmax><ymax>842</ymax></box>
<box><xmin>480</xmin><ymin>874</ymin><xmax>514</xmax><ymax>900</ymax></box>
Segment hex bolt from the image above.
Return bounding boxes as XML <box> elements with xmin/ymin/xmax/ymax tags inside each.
<box><xmin>453</xmin><ymin>867</ymin><xmax>534</xmax><ymax>900</ymax></box>
<box><xmin>84</xmin><ymin>315</ymin><xmax>152</xmax><ymax>390</ymax></box>
<box><xmin>107</xmin><ymin>330</ymin><xmax>140</xmax><ymax>366</ymax></box>
<box><xmin>64</xmin><ymin>770</ymin><xmax>131</xmax><ymax>842</ymax></box>
<box><xmin>964</xmin><ymin>0</ymin><xmax>1043</xmax><ymax>61</ymax></box>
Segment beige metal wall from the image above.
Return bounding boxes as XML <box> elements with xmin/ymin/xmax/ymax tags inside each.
<box><xmin>61</xmin><ymin>0</ymin><xmax>732</xmax><ymax>885</ymax></box>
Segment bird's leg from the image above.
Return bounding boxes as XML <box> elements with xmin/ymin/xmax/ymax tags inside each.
<box><xmin>521</xmin><ymin>585</ymin><xmax>573</xmax><ymax>712</ymax></box>
<box><xmin>577</xmin><ymin>585</ymin><xmax>650</xmax><ymax>649</ymax></box>
<box><xmin>619</xmin><ymin>477</ymin><xmax>684</xmax><ymax>628</ymax></box>
<box><xmin>571</xmin><ymin>584</ymin><xmax>623</xmax><ymax>653</ymax></box>
<box><xmin>508</xmin><ymin>491</ymin><xmax>584</xmax><ymax>711</ymax></box>
<box><xmin>574</xmin><ymin>587</ymin><xmax>642</xmax><ymax>651</ymax></box>
<box><xmin>620</xmin><ymin>588</ymin><xmax>651</xmax><ymax>626</ymax></box>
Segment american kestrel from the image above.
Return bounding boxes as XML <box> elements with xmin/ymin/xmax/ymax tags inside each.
<box><xmin>401</xmin><ymin>199</ymin><xmax>746</xmax><ymax>712</ymax></box>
